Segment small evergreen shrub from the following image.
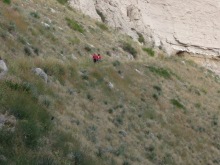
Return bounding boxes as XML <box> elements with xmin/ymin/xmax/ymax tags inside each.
<box><xmin>84</xmin><ymin>46</ymin><xmax>92</xmax><ymax>52</ymax></box>
<box><xmin>170</xmin><ymin>99</ymin><xmax>185</xmax><ymax>109</ymax></box>
<box><xmin>143</xmin><ymin>47</ymin><xmax>155</xmax><ymax>57</ymax></box>
<box><xmin>66</xmin><ymin>18</ymin><xmax>84</xmax><ymax>33</ymax></box>
<box><xmin>24</xmin><ymin>46</ymin><xmax>32</xmax><ymax>56</ymax></box>
<box><xmin>95</xmin><ymin>22</ymin><xmax>108</xmax><ymax>31</ymax></box>
<box><xmin>137</xmin><ymin>32</ymin><xmax>145</xmax><ymax>43</ymax></box>
<box><xmin>56</xmin><ymin>0</ymin><xmax>68</xmax><ymax>5</ymax></box>
<box><xmin>30</xmin><ymin>12</ymin><xmax>40</xmax><ymax>19</ymax></box>
<box><xmin>112</xmin><ymin>60</ymin><xmax>121</xmax><ymax>67</ymax></box>
<box><xmin>122</xmin><ymin>42</ymin><xmax>137</xmax><ymax>58</ymax></box>
<box><xmin>3</xmin><ymin>0</ymin><xmax>11</xmax><ymax>5</ymax></box>
<box><xmin>148</xmin><ymin>66</ymin><xmax>171</xmax><ymax>79</ymax></box>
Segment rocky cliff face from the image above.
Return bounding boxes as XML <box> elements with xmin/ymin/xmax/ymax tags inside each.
<box><xmin>70</xmin><ymin>0</ymin><xmax>220</xmax><ymax>57</ymax></box>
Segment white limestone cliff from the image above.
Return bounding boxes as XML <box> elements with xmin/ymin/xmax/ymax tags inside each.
<box><xmin>69</xmin><ymin>0</ymin><xmax>220</xmax><ymax>57</ymax></box>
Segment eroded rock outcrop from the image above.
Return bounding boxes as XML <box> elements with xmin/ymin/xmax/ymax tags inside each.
<box><xmin>69</xmin><ymin>0</ymin><xmax>220</xmax><ymax>57</ymax></box>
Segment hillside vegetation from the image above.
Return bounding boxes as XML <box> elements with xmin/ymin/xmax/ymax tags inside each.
<box><xmin>0</xmin><ymin>0</ymin><xmax>220</xmax><ymax>165</ymax></box>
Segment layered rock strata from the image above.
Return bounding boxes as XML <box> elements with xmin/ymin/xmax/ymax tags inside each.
<box><xmin>69</xmin><ymin>0</ymin><xmax>220</xmax><ymax>56</ymax></box>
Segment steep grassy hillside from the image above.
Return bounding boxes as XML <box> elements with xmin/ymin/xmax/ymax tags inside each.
<box><xmin>0</xmin><ymin>0</ymin><xmax>220</xmax><ymax>165</ymax></box>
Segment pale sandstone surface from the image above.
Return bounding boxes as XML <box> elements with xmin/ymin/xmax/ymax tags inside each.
<box><xmin>69</xmin><ymin>0</ymin><xmax>220</xmax><ymax>56</ymax></box>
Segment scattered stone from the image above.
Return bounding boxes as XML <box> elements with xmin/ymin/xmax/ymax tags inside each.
<box><xmin>41</xmin><ymin>22</ymin><xmax>50</xmax><ymax>28</ymax></box>
<box><xmin>0</xmin><ymin>59</ymin><xmax>8</xmax><ymax>79</ymax></box>
<box><xmin>135</xmin><ymin>68</ymin><xmax>142</xmax><ymax>75</ymax></box>
<box><xmin>33</xmin><ymin>68</ymin><xmax>48</xmax><ymax>83</ymax></box>
<box><xmin>108</xmin><ymin>82</ymin><xmax>114</xmax><ymax>89</ymax></box>
<box><xmin>50</xmin><ymin>8</ymin><xmax>56</xmax><ymax>13</ymax></box>
<box><xmin>71</xmin><ymin>54</ymin><xmax>78</xmax><ymax>60</ymax></box>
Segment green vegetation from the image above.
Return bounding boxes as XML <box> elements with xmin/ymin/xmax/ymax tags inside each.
<box><xmin>137</xmin><ymin>32</ymin><xmax>145</xmax><ymax>43</ymax></box>
<box><xmin>56</xmin><ymin>0</ymin><xmax>68</xmax><ymax>5</ymax></box>
<box><xmin>30</xmin><ymin>12</ymin><xmax>40</xmax><ymax>19</ymax></box>
<box><xmin>96</xmin><ymin>22</ymin><xmax>108</xmax><ymax>31</ymax></box>
<box><xmin>1</xmin><ymin>0</ymin><xmax>220</xmax><ymax>164</ymax></box>
<box><xmin>121</xmin><ymin>42</ymin><xmax>137</xmax><ymax>58</ymax></box>
<box><xmin>170</xmin><ymin>99</ymin><xmax>185</xmax><ymax>109</ymax></box>
<box><xmin>148</xmin><ymin>66</ymin><xmax>171</xmax><ymax>79</ymax></box>
<box><xmin>143</xmin><ymin>47</ymin><xmax>155</xmax><ymax>57</ymax></box>
<box><xmin>66</xmin><ymin>17</ymin><xmax>85</xmax><ymax>33</ymax></box>
<box><xmin>3</xmin><ymin>0</ymin><xmax>11</xmax><ymax>5</ymax></box>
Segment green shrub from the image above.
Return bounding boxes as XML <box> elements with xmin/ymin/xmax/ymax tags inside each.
<box><xmin>87</xmin><ymin>93</ymin><xmax>94</xmax><ymax>101</ymax></box>
<box><xmin>148</xmin><ymin>66</ymin><xmax>171</xmax><ymax>79</ymax></box>
<box><xmin>170</xmin><ymin>99</ymin><xmax>185</xmax><ymax>109</ymax></box>
<box><xmin>153</xmin><ymin>85</ymin><xmax>161</xmax><ymax>92</ymax></box>
<box><xmin>56</xmin><ymin>0</ymin><xmax>68</xmax><ymax>5</ymax></box>
<box><xmin>152</xmin><ymin>93</ymin><xmax>159</xmax><ymax>100</ymax></box>
<box><xmin>121</xmin><ymin>42</ymin><xmax>137</xmax><ymax>58</ymax></box>
<box><xmin>3</xmin><ymin>0</ymin><xmax>11</xmax><ymax>5</ymax></box>
<box><xmin>7</xmin><ymin>22</ymin><xmax>16</xmax><ymax>32</ymax></box>
<box><xmin>18</xmin><ymin>120</ymin><xmax>40</xmax><ymax>148</ymax></box>
<box><xmin>137</xmin><ymin>32</ymin><xmax>145</xmax><ymax>43</ymax></box>
<box><xmin>96</xmin><ymin>9</ymin><xmax>105</xmax><ymax>22</ymax></box>
<box><xmin>24</xmin><ymin>46</ymin><xmax>32</xmax><ymax>56</ymax></box>
<box><xmin>143</xmin><ymin>47</ymin><xmax>155</xmax><ymax>57</ymax></box>
<box><xmin>95</xmin><ymin>22</ymin><xmax>108</xmax><ymax>31</ymax></box>
<box><xmin>112</xmin><ymin>60</ymin><xmax>121</xmax><ymax>67</ymax></box>
<box><xmin>66</xmin><ymin>18</ymin><xmax>84</xmax><ymax>33</ymax></box>
<box><xmin>30</xmin><ymin>12</ymin><xmax>40</xmax><ymax>19</ymax></box>
<box><xmin>84</xmin><ymin>46</ymin><xmax>92</xmax><ymax>52</ymax></box>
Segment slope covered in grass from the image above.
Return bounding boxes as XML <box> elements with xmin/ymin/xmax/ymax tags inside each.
<box><xmin>0</xmin><ymin>0</ymin><xmax>220</xmax><ymax>165</ymax></box>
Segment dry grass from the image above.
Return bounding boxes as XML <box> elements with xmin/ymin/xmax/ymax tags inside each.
<box><xmin>0</xmin><ymin>0</ymin><xmax>220</xmax><ymax>165</ymax></box>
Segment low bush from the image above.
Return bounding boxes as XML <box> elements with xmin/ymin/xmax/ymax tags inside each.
<box><xmin>121</xmin><ymin>42</ymin><xmax>137</xmax><ymax>58</ymax></box>
<box><xmin>3</xmin><ymin>0</ymin><xmax>11</xmax><ymax>5</ymax></box>
<box><xmin>56</xmin><ymin>0</ymin><xmax>68</xmax><ymax>5</ymax></box>
<box><xmin>137</xmin><ymin>32</ymin><xmax>145</xmax><ymax>44</ymax></box>
<box><xmin>170</xmin><ymin>99</ymin><xmax>185</xmax><ymax>109</ymax></box>
<box><xmin>148</xmin><ymin>66</ymin><xmax>171</xmax><ymax>79</ymax></box>
<box><xmin>66</xmin><ymin>18</ymin><xmax>84</xmax><ymax>33</ymax></box>
<box><xmin>30</xmin><ymin>12</ymin><xmax>40</xmax><ymax>19</ymax></box>
<box><xmin>95</xmin><ymin>22</ymin><xmax>108</xmax><ymax>31</ymax></box>
<box><xmin>112</xmin><ymin>60</ymin><xmax>121</xmax><ymax>67</ymax></box>
<box><xmin>143</xmin><ymin>47</ymin><xmax>155</xmax><ymax>57</ymax></box>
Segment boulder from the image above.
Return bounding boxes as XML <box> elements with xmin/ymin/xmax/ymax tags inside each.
<box><xmin>33</xmin><ymin>68</ymin><xmax>48</xmax><ymax>83</ymax></box>
<box><xmin>0</xmin><ymin>60</ymin><xmax>8</xmax><ymax>79</ymax></box>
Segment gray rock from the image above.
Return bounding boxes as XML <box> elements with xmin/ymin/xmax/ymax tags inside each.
<box><xmin>0</xmin><ymin>60</ymin><xmax>8</xmax><ymax>79</ymax></box>
<box><xmin>33</xmin><ymin>68</ymin><xmax>48</xmax><ymax>83</ymax></box>
<box><xmin>108</xmin><ymin>82</ymin><xmax>114</xmax><ymax>89</ymax></box>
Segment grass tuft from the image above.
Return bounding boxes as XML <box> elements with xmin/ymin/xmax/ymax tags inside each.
<box><xmin>170</xmin><ymin>99</ymin><xmax>185</xmax><ymax>109</ymax></box>
<box><xmin>143</xmin><ymin>47</ymin><xmax>155</xmax><ymax>57</ymax></box>
<box><xmin>121</xmin><ymin>42</ymin><xmax>137</xmax><ymax>58</ymax></box>
<box><xmin>148</xmin><ymin>66</ymin><xmax>171</xmax><ymax>79</ymax></box>
<box><xmin>66</xmin><ymin>18</ymin><xmax>84</xmax><ymax>33</ymax></box>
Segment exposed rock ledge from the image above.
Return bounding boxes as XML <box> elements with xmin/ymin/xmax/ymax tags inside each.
<box><xmin>69</xmin><ymin>0</ymin><xmax>220</xmax><ymax>57</ymax></box>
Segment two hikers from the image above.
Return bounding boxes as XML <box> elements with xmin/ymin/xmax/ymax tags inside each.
<box><xmin>92</xmin><ymin>53</ymin><xmax>102</xmax><ymax>63</ymax></box>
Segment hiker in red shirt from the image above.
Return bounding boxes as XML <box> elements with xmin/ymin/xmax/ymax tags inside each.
<box><xmin>92</xmin><ymin>53</ymin><xmax>98</xmax><ymax>63</ymax></box>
